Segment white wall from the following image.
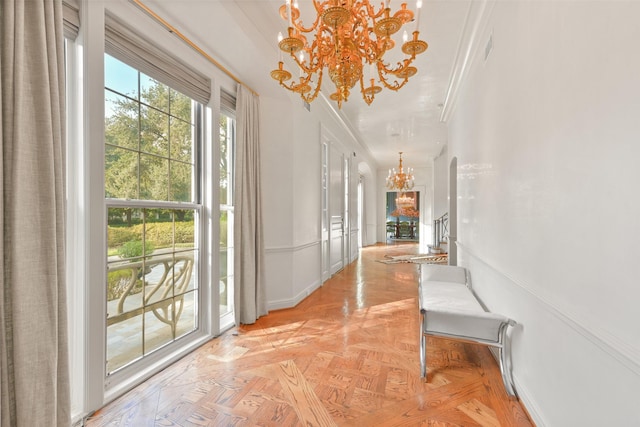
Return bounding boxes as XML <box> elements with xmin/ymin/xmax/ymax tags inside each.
<box><xmin>448</xmin><ymin>1</ymin><xmax>640</xmax><ymax>425</ymax></box>
<box><xmin>433</xmin><ymin>146</ymin><xmax>449</xmax><ymax>219</ymax></box>
<box><xmin>262</xmin><ymin>92</ymin><xmax>379</xmax><ymax>309</ymax></box>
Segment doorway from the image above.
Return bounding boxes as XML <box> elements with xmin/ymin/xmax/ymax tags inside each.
<box><xmin>385</xmin><ymin>191</ymin><xmax>420</xmax><ymax>242</ymax></box>
<box><xmin>320</xmin><ymin>127</ymin><xmax>350</xmax><ymax>280</ymax></box>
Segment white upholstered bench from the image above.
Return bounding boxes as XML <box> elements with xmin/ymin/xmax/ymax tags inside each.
<box><xmin>419</xmin><ymin>264</ymin><xmax>517</xmax><ymax>397</ymax></box>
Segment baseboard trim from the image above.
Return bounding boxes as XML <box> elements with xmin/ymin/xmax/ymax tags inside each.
<box><xmin>267</xmin><ymin>279</ymin><xmax>323</xmax><ymax>311</ymax></box>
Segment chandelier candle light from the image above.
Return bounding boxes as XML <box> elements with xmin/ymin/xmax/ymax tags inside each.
<box><xmin>271</xmin><ymin>0</ymin><xmax>428</xmax><ymax>108</ymax></box>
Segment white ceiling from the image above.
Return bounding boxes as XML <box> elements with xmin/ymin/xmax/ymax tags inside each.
<box><xmin>145</xmin><ymin>0</ymin><xmax>472</xmax><ymax>169</ymax></box>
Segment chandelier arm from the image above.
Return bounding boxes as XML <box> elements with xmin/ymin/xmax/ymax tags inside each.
<box><xmin>359</xmin><ymin>75</ymin><xmax>374</xmax><ymax>105</ymax></box>
<box><xmin>363</xmin><ymin>1</ymin><xmax>386</xmax><ymax>20</ymax></box>
<box><xmin>291</xmin><ymin>15</ymin><xmax>322</xmax><ymax>34</ymax></box>
<box><xmin>279</xmin><ymin>79</ymin><xmax>300</xmax><ymax>92</ymax></box>
<box><xmin>375</xmin><ymin>62</ymin><xmax>409</xmax><ymax>91</ymax></box>
<box><xmin>292</xmin><ymin>53</ymin><xmax>320</xmax><ymax>77</ymax></box>
<box><xmin>301</xmin><ymin>71</ymin><xmax>324</xmax><ymax>104</ymax></box>
<box><xmin>378</xmin><ymin>57</ymin><xmax>414</xmax><ymax>75</ymax></box>
<box><xmin>380</xmin><ymin>74</ymin><xmax>409</xmax><ymax>91</ymax></box>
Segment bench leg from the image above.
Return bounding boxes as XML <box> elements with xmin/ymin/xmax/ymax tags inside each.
<box><xmin>420</xmin><ymin>311</ymin><xmax>427</xmax><ymax>381</ymax></box>
<box><xmin>498</xmin><ymin>325</ymin><xmax>517</xmax><ymax>397</ymax></box>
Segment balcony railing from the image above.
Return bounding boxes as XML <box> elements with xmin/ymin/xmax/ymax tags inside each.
<box><xmin>430</xmin><ymin>212</ymin><xmax>449</xmax><ymax>253</ymax></box>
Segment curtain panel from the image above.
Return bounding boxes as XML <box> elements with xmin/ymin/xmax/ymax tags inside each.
<box><xmin>233</xmin><ymin>85</ymin><xmax>267</xmax><ymax>325</ymax></box>
<box><xmin>0</xmin><ymin>0</ymin><xmax>70</xmax><ymax>425</ymax></box>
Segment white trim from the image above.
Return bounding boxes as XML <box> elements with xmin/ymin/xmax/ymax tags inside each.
<box><xmin>104</xmin><ymin>332</ymin><xmax>210</xmax><ymax>403</ymax></box>
<box><xmin>440</xmin><ymin>0</ymin><xmax>496</xmax><ymax>123</ymax></box>
<box><xmin>106</xmin><ymin>199</ymin><xmax>200</xmax><ymax>210</ymax></box>
<box><xmin>268</xmin><ymin>279</ymin><xmax>323</xmax><ymax>311</ymax></box>
<box><xmin>82</xmin><ymin>1</ymin><xmax>108</xmax><ymax>414</ymax></box>
<box><xmin>266</xmin><ymin>240</ymin><xmax>321</xmax><ymax>254</ymax></box>
<box><xmin>457</xmin><ymin>242</ymin><xmax>640</xmax><ymax>376</ymax></box>
<box><xmin>318</xmin><ymin>92</ymin><xmax>377</xmax><ymax>163</ymax></box>
<box><xmin>65</xmin><ymin>34</ymin><xmax>86</xmax><ymax>424</ymax></box>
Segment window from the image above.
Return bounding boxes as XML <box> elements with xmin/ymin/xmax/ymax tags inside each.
<box><xmin>219</xmin><ymin>108</ymin><xmax>235</xmax><ymax>327</ymax></box>
<box><xmin>104</xmin><ymin>54</ymin><xmax>202</xmax><ymax>374</ymax></box>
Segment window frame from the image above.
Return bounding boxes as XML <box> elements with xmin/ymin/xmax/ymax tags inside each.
<box><xmin>101</xmin><ymin>52</ymin><xmax>211</xmax><ymax>394</ymax></box>
<box><xmin>218</xmin><ymin>109</ymin><xmax>236</xmax><ymax>331</ymax></box>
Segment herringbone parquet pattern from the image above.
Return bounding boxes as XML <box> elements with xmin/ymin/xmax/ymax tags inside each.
<box><xmin>87</xmin><ymin>243</ymin><xmax>533</xmax><ymax>426</ymax></box>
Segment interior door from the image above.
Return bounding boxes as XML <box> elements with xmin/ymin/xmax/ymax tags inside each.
<box><xmin>329</xmin><ymin>144</ymin><xmax>345</xmax><ymax>275</ymax></box>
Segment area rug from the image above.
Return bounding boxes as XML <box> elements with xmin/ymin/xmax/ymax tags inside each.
<box><xmin>377</xmin><ymin>253</ymin><xmax>448</xmax><ymax>265</ymax></box>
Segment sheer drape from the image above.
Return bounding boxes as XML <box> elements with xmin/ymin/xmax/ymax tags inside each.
<box><xmin>0</xmin><ymin>0</ymin><xmax>70</xmax><ymax>425</ymax></box>
<box><xmin>233</xmin><ymin>85</ymin><xmax>267</xmax><ymax>325</ymax></box>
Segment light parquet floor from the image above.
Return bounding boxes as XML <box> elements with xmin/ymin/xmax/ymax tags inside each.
<box><xmin>87</xmin><ymin>243</ymin><xmax>533</xmax><ymax>427</ymax></box>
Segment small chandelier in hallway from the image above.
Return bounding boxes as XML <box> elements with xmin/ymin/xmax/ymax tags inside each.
<box><xmin>395</xmin><ymin>192</ymin><xmax>415</xmax><ymax>208</ymax></box>
<box><xmin>386</xmin><ymin>151</ymin><xmax>414</xmax><ymax>192</ymax></box>
<box><xmin>270</xmin><ymin>0</ymin><xmax>428</xmax><ymax>108</ymax></box>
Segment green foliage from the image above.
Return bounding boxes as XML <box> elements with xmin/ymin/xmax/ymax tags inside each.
<box><xmin>108</xmin><ymin>226</ymin><xmax>138</xmax><ymax>247</ymax></box>
<box><xmin>219</xmin><ymin>114</ymin><xmax>232</xmax><ymax>205</ymax></box>
<box><xmin>105</xmin><ymin>73</ymin><xmax>194</xmax><ymax>202</ymax></box>
<box><xmin>118</xmin><ymin>240</ymin><xmax>155</xmax><ymax>259</ymax></box>
<box><xmin>220</xmin><ymin>215</ymin><xmax>227</xmax><ymax>246</ymax></box>
<box><xmin>108</xmin><ymin>220</ymin><xmax>195</xmax><ymax>251</ymax></box>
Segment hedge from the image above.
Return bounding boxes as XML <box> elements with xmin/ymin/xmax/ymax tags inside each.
<box><xmin>108</xmin><ymin>221</ymin><xmax>195</xmax><ymax>250</ymax></box>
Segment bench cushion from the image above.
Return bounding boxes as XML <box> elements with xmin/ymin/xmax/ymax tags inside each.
<box><xmin>420</xmin><ymin>264</ymin><xmax>467</xmax><ymax>284</ymax></box>
<box><xmin>419</xmin><ymin>281</ymin><xmax>510</xmax><ymax>343</ymax></box>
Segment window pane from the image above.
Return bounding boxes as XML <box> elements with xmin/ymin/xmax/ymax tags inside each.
<box><xmin>170</xmin><ymin>89</ymin><xmax>192</xmax><ymax>122</ymax></box>
<box><xmin>108</xmin><ymin>207</ymin><xmax>144</xmax><ymax>260</ymax></box>
<box><xmin>219</xmin><ymin>207</ymin><xmax>233</xmax><ymax>319</ymax></box>
<box><xmin>172</xmin><ymin>251</ymin><xmax>196</xmax><ymax>297</ymax></box>
<box><xmin>174</xmin><ymin>210</ymin><xmax>195</xmax><ymax>250</ymax></box>
<box><xmin>105</xmin><ymin>90</ymin><xmax>139</xmax><ymax>150</ymax></box>
<box><xmin>144</xmin><ymin>306</ymin><xmax>173</xmax><ymax>354</ymax></box>
<box><xmin>105</xmin><ymin>145</ymin><xmax>139</xmax><ymax>199</ymax></box>
<box><xmin>140</xmin><ymin>153</ymin><xmax>168</xmax><ymax>200</ymax></box>
<box><xmin>219</xmin><ymin>210</ymin><xmax>228</xmax><ymax>249</ymax></box>
<box><xmin>144</xmin><ymin>208</ymin><xmax>173</xmax><ymax>253</ymax></box>
<box><xmin>176</xmin><ymin>291</ymin><xmax>197</xmax><ymax>339</ymax></box>
<box><xmin>105</xmin><ymin>54</ymin><xmax>138</xmax><ymax>99</ymax></box>
<box><xmin>140</xmin><ymin>105</ymin><xmax>169</xmax><ymax>157</ymax></box>
<box><xmin>107</xmin><ymin>313</ymin><xmax>143</xmax><ymax>373</ymax></box>
<box><xmin>140</xmin><ymin>74</ymin><xmax>169</xmax><ymax>113</ymax></box>
<box><xmin>219</xmin><ymin>115</ymin><xmax>230</xmax><ymax>206</ymax></box>
<box><xmin>169</xmin><ymin>117</ymin><xmax>192</xmax><ymax>163</ymax></box>
<box><xmin>169</xmin><ymin>160</ymin><xmax>192</xmax><ymax>202</ymax></box>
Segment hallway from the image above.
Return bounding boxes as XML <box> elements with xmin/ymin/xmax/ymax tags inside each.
<box><xmin>87</xmin><ymin>243</ymin><xmax>532</xmax><ymax>426</ymax></box>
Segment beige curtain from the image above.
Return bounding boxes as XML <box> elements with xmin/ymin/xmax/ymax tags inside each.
<box><xmin>0</xmin><ymin>0</ymin><xmax>70</xmax><ymax>425</ymax></box>
<box><xmin>233</xmin><ymin>85</ymin><xmax>267</xmax><ymax>325</ymax></box>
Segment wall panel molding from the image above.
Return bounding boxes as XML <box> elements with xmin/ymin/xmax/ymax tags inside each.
<box><xmin>266</xmin><ymin>240</ymin><xmax>321</xmax><ymax>254</ymax></box>
<box><xmin>457</xmin><ymin>242</ymin><xmax>640</xmax><ymax>376</ymax></box>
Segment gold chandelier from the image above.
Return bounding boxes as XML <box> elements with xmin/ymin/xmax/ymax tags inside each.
<box><xmin>270</xmin><ymin>0</ymin><xmax>428</xmax><ymax>108</ymax></box>
<box><xmin>386</xmin><ymin>151</ymin><xmax>414</xmax><ymax>191</ymax></box>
